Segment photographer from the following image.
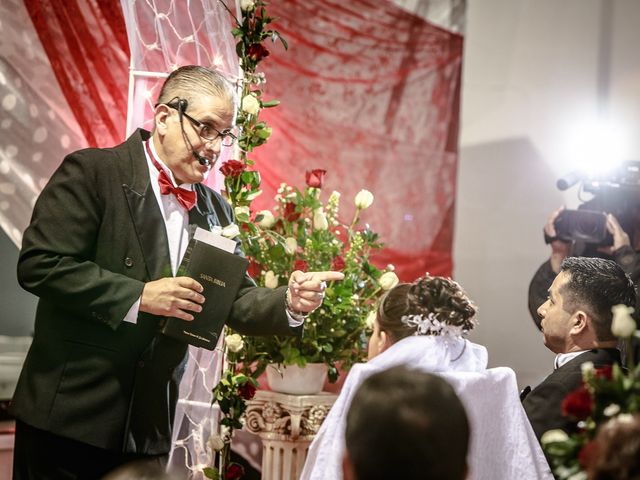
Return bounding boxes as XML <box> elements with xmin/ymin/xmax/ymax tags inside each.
<box><xmin>529</xmin><ymin>195</ymin><xmax>640</xmax><ymax>332</ymax></box>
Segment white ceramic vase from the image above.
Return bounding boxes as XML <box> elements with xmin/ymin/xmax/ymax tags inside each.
<box><xmin>265</xmin><ymin>363</ymin><xmax>328</xmax><ymax>395</ymax></box>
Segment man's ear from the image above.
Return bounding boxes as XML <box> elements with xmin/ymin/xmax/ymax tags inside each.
<box><xmin>571</xmin><ymin>310</ymin><xmax>589</xmax><ymax>335</ymax></box>
<box><xmin>154</xmin><ymin>104</ymin><xmax>171</xmax><ymax>136</ymax></box>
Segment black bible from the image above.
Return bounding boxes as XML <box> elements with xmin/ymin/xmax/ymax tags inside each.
<box><xmin>161</xmin><ymin>227</ymin><xmax>249</xmax><ymax>349</ymax></box>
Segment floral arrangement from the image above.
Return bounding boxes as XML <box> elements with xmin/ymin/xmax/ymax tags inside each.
<box><xmin>233</xmin><ymin>170</ymin><xmax>397</xmax><ymax>381</ymax></box>
<box><xmin>205</xmin><ymin>334</ymin><xmax>256</xmax><ymax>480</ymax></box>
<box><xmin>541</xmin><ymin>305</ymin><xmax>640</xmax><ymax>480</ymax></box>
<box><xmin>207</xmin><ymin>1</ymin><xmax>395</xmax><ymax>478</ymax></box>
<box><xmin>205</xmin><ymin>0</ymin><xmax>285</xmax><ymax>478</ymax></box>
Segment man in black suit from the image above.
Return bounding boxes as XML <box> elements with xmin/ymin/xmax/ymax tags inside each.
<box><xmin>11</xmin><ymin>65</ymin><xmax>342</xmax><ymax>479</ymax></box>
<box><xmin>522</xmin><ymin>256</ymin><xmax>635</xmax><ymax>441</ymax></box>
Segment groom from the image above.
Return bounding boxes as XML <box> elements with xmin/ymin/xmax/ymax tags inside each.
<box><xmin>522</xmin><ymin>256</ymin><xmax>635</xmax><ymax>440</ymax></box>
<box><xmin>11</xmin><ymin>65</ymin><xmax>343</xmax><ymax>478</ymax></box>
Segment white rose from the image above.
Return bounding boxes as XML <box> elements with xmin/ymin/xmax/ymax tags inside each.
<box><xmin>603</xmin><ymin>403</ymin><xmax>621</xmax><ymax>417</ymax></box>
<box><xmin>379</xmin><ymin>271</ymin><xmax>399</xmax><ymax>291</ymax></box>
<box><xmin>257</xmin><ymin>210</ymin><xmax>276</xmax><ymax>228</ymax></box>
<box><xmin>208</xmin><ymin>434</ymin><xmax>226</xmax><ymax>452</ymax></box>
<box><xmin>285</xmin><ymin>237</ymin><xmax>297</xmax><ymax>254</ymax></box>
<box><xmin>265</xmin><ymin>270</ymin><xmax>278</xmax><ymax>289</ymax></box>
<box><xmin>225</xmin><ymin>333</ymin><xmax>244</xmax><ymax>353</ymax></box>
<box><xmin>615</xmin><ymin>413</ymin><xmax>635</xmax><ymax>424</ymax></box>
<box><xmin>221</xmin><ymin>223</ymin><xmax>240</xmax><ymax>238</ymax></box>
<box><xmin>354</xmin><ymin>189</ymin><xmax>374</xmax><ymax>210</ymax></box>
<box><xmin>313</xmin><ymin>210</ymin><xmax>328</xmax><ymax>231</ymax></box>
<box><xmin>234</xmin><ymin>205</ymin><xmax>250</xmax><ymax>218</ymax></box>
<box><xmin>241</xmin><ymin>94</ymin><xmax>260</xmax><ymax>115</ymax></box>
<box><xmin>240</xmin><ymin>0</ymin><xmax>255</xmax><ymax>11</ymax></box>
<box><xmin>540</xmin><ymin>429</ymin><xmax>569</xmax><ymax>446</ymax></box>
<box><xmin>611</xmin><ymin>304</ymin><xmax>636</xmax><ymax>338</ymax></box>
<box><xmin>580</xmin><ymin>361</ymin><xmax>594</xmax><ymax>377</ymax></box>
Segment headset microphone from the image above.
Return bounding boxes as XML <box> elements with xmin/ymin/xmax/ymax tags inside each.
<box><xmin>176</xmin><ymin>98</ymin><xmax>212</xmax><ymax>166</ymax></box>
<box><xmin>193</xmin><ymin>148</ymin><xmax>210</xmax><ymax>166</ymax></box>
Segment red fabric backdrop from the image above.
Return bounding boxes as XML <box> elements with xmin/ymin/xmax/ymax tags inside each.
<box><xmin>250</xmin><ymin>0</ymin><xmax>463</xmax><ymax>280</ymax></box>
<box><xmin>23</xmin><ymin>0</ymin><xmax>462</xmax><ymax>281</ymax></box>
<box><xmin>24</xmin><ymin>0</ymin><xmax>129</xmax><ymax>148</ymax></box>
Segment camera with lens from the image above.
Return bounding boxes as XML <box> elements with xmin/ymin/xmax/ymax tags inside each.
<box><xmin>551</xmin><ymin>161</ymin><xmax>640</xmax><ymax>248</ymax></box>
<box><xmin>552</xmin><ymin>209</ymin><xmax>612</xmax><ymax>245</ymax></box>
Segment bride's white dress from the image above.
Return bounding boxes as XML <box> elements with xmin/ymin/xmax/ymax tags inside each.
<box><xmin>300</xmin><ymin>335</ymin><xmax>552</xmax><ymax>480</ymax></box>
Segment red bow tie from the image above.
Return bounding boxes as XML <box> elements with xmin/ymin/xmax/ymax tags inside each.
<box><xmin>145</xmin><ymin>141</ymin><xmax>197</xmax><ymax>211</ymax></box>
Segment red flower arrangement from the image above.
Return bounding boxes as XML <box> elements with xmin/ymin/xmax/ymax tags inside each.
<box><xmin>561</xmin><ymin>385</ymin><xmax>593</xmax><ymax>421</ymax></box>
<box><xmin>231</xmin><ymin>169</ymin><xmax>393</xmax><ymax>380</ymax></box>
<box><xmin>542</xmin><ymin>305</ymin><xmax>640</xmax><ymax>480</ymax></box>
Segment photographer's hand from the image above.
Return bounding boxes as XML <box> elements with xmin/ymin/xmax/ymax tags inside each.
<box><xmin>598</xmin><ymin>213</ymin><xmax>631</xmax><ymax>255</ymax></box>
<box><xmin>546</xmin><ymin>206</ymin><xmax>571</xmax><ymax>273</ymax></box>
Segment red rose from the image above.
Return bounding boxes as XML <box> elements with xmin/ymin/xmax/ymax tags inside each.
<box><xmin>219</xmin><ymin>160</ymin><xmax>246</xmax><ymax>178</ymax></box>
<box><xmin>247</xmin><ymin>43</ymin><xmax>270</xmax><ymax>62</ymax></box>
<box><xmin>225</xmin><ymin>462</ymin><xmax>245</xmax><ymax>480</ymax></box>
<box><xmin>238</xmin><ymin>383</ymin><xmax>257</xmax><ymax>400</ymax></box>
<box><xmin>247</xmin><ymin>261</ymin><xmax>261</xmax><ymax>279</ymax></box>
<box><xmin>578</xmin><ymin>440</ymin><xmax>598</xmax><ymax>469</ymax></box>
<box><xmin>305</xmin><ymin>169</ymin><xmax>327</xmax><ymax>188</ymax></box>
<box><xmin>561</xmin><ymin>386</ymin><xmax>593</xmax><ymax>420</ymax></box>
<box><xmin>594</xmin><ymin>365</ymin><xmax>613</xmax><ymax>380</ymax></box>
<box><xmin>294</xmin><ymin>260</ymin><xmax>309</xmax><ymax>272</ymax></box>
<box><xmin>331</xmin><ymin>255</ymin><xmax>345</xmax><ymax>271</ymax></box>
<box><xmin>283</xmin><ymin>202</ymin><xmax>300</xmax><ymax>222</ymax></box>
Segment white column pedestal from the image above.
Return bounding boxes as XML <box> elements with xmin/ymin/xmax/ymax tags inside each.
<box><xmin>244</xmin><ymin>390</ymin><xmax>337</xmax><ymax>480</ymax></box>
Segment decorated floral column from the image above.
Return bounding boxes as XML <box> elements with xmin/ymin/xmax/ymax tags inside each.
<box><xmin>243</xmin><ymin>390</ymin><xmax>337</xmax><ymax>480</ymax></box>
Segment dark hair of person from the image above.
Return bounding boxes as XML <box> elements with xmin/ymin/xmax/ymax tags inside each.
<box><xmin>560</xmin><ymin>257</ymin><xmax>636</xmax><ymax>341</ymax></box>
<box><xmin>376</xmin><ymin>275</ymin><xmax>477</xmax><ymax>342</ymax></box>
<box><xmin>156</xmin><ymin>65</ymin><xmax>237</xmax><ymax>112</ymax></box>
<box><xmin>587</xmin><ymin>414</ymin><xmax>640</xmax><ymax>480</ymax></box>
<box><xmin>344</xmin><ymin>365</ymin><xmax>470</xmax><ymax>480</ymax></box>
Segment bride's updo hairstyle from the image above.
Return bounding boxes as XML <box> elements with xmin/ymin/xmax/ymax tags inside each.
<box><xmin>377</xmin><ymin>275</ymin><xmax>478</xmax><ymax>342</ymax></box>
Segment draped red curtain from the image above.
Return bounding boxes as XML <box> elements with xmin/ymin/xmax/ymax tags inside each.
<box><xmin>22</xmin><ymin>0</ymin><xmax>461</xmax><ymax>281</ymax></box>
<box><xmin>250</xmin><ymin>0</ymin><xmax>463</xmax><ymax>280</ymax></box>
<box><xmin>24</xmin><ymin>0</ymin><xmax>129</xmax><ymax>148</ymax></box>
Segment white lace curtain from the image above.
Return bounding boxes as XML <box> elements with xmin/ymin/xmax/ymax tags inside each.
<box><xmin>118</xmin><ymin>1</ymin><xmax>241</xmax><ymax>476</ymax></box>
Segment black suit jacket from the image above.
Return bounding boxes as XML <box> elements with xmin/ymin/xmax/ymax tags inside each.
<box><xmin>522</xmin><ymin>348</ymin><xmax>620</xmax><ymax>441</ymax></box>
<box><xmin>11</xmin><ymin>130</ymin><xmax>296</xmax><ymax>454</ymax></box>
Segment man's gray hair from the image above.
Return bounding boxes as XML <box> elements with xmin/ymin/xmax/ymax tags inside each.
<box><xmin>156</xmin><ymin>65</ymin><xmax>238</xmax><ymax>112</ymax></box>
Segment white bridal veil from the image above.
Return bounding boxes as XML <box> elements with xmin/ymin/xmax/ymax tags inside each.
<box><xmin>301</xmin><ymin>335</ymin><xmax>553</xmax><ymax>480</ymax></box>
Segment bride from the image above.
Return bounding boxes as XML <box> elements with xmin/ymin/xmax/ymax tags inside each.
<box><xmin>301</xmin><ymin>274</ymin><xmax>551</xmax><ymax>480</ymax></box>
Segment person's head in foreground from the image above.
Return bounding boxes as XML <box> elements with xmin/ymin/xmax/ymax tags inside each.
<box><xmin>342</xmin><ymin>365</ymin><xmax>470</xmax><ymax>480</ymax></box>
<box><xmin>587</xmin><ymin>413</ymin><xmax>640</xmax><ymax>480</ymax></box>
<box><xmin>368</xmin><ymin>274</ymin><xmax>478</xmax><ymax>359</ymax></box>
<box><xmin>537</xmin><ymin>257</ymin><xmax>636</xmax><ymax>354</ymax></box>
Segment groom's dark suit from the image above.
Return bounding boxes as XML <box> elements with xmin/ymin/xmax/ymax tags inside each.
<box><xmin>11</xmin><ymin>129</ymin><xmax>294</xmax><ymax>456</ymax></box>
<box><xmin>522</xmin><ymin>348</ymin><xmax>620</xmax><ymax>440</ymax></box>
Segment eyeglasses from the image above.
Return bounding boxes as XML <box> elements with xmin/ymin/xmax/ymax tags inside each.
<box><xmin>166</xmin><ymin>102</ymin><xmax>237</xmax><ymax>147</ymax></box>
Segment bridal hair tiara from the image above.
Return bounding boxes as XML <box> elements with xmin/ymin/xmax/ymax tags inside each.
<box><xmin>400</xmin><ymin>312</ymin><xmax>477</xmax><ymax>339</ymax></box>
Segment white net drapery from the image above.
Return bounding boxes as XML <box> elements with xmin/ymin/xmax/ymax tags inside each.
<box><xmin>118</xmin><ymin>1</ymin><xmax>240</xmax><ymax>476</ymax></box>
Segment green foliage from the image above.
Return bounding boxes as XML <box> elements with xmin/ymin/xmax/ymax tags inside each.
<box><xmin>230</xmin><ymin>180</ymin><xmax>392</xmax><ymax>382</ymax></box>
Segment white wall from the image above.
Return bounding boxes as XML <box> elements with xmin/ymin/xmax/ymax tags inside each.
<box><xmin>456</xmin><ymin>0</ymin><xmax>640</xmax><ymax>388</ymax></box>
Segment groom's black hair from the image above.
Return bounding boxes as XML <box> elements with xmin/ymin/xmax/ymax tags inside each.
<box><xmin>344</xmin><ymin>365</ymin><xmax>469</xmax><ymax>480</ymax></box>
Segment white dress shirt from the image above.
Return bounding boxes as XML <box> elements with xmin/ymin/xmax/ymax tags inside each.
<box><xmin>554</xmin><ymin>350</ymin><xmax>588</xmax><ymax>369</ymax></box>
